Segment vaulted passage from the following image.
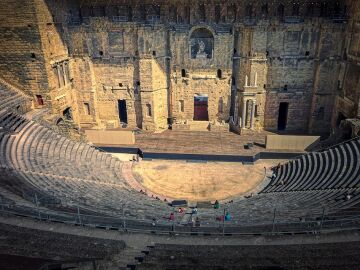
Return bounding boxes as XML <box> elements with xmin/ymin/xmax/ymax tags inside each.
<box><xmin>118</xmin><ymin>99</ymin><xmax>128</xmax><ymax>124</ymax></box>
<box><xmin>278</xmin><ymin>102</ymin><xmax>289</xmax><ymax>130</ymax></box>
<box><xmin>194</xmin><ymin>95</ymin><xmax>208</xmax><ymax>121</ymax></box>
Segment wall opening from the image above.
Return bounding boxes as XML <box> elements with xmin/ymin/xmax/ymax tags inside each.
<box><xmin>146</xmin><ymin>104</ymin><xmax>152</xmax><ymax>117</ymax></box>
<box><xmin>36</xmin><ymin>95</ymin><xmax>44</xmax><ymax>106</ymax></box>
<box><xmin>194</xmin><ymin>95</ymin><xmax>208</xmax><ymax>121</ymax></box>
<box><xmin>84</xmin><ymin>103</ymin><xmax>90</xmax><ymax>115</ymax></box>
<box><xmin>278</xmin><ymin>102</ymin><xmax>289</xmax><ymax>131</ymax></box>
<box><xmin>277</xmin><ymin>4</ymin><xmax>285</xmax><ymax>19</ymax></box>
<box><xmin>118</xmin><ymin>100</ymin><xmax>128</xmax><ymax>124</ymax></box>
<box><xmin>215</xmin><ymin>5</ymin><xmax>221</xmax><ymax>23</ymax></box>
<box><xmin>217</xmin><ymin>69</ymin><xmax>222</xmax><ymax>79</ymax></box>
<box><xmin>292</xmin><ymin>3</ymin><xmax>300</xmax><ymax>16</ymax></box>
<box><xmin>179</xmin><ymin>100</ymin><xmax>184</xmax><ymax>112</ymax></box>
<box><xmin>261</xmin><ymin>4</ymin><xmax>268</xmax><ymax>17</ymax></box>
<box><xmin>63</xmin><ymin>107</ymin><xmax>72</xmax><ymax>120</ymax></box>
<box><xmin>245</xmin><ymin>4</ymin><xmax>253</xmax><ymax>18</ymax></box>
<box><xmin>184</xmin><ymin>6</ymin><xmax>190</xmax><ymax>24</ymax></box>
<box><xmin>181</xmin><ymin>69</ymin><xmax>186</xmax><ymax>77</ymax></box>
<box><xmin>199</xmin><ymin>4</ymin><xmax>206</xmax><ymax>22</ymax></box>
<box><xmin>320</xmin><ymin>2</ymin><xmax>328</xmax><ymax>16</ymax></box>
<box><xmin>218</xmin><ymin>97</ymin><xmax>223</xmax><ymax>114</ymax></box>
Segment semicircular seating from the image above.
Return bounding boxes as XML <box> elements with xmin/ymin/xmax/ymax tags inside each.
<box><xmin>0</xmin><ymin>106</ymin><xmax>360</xmax><ymax>229</ymax></box>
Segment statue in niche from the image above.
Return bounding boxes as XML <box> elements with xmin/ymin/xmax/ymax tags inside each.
<box><xmin>196</xmin><ymin>40</ymin><xmax>208</xmax><ymax>59</ymax></box>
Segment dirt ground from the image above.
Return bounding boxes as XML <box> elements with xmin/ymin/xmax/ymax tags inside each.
<box><xmin>133</xmin><ymin>159</ymin><xmax>284</xmax><ymax>201</ymax></box>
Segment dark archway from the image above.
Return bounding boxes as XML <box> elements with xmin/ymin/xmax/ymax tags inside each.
<box><xmin>62</xmin><ymin>107</ymin><xmax>72</xmax><ymax>120</ymax></box>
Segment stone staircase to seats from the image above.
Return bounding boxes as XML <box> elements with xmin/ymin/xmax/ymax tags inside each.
<box><xmin>0</xmin><ymin>78</ymin><xmax>32</xmax><ymax>113</ymax></box>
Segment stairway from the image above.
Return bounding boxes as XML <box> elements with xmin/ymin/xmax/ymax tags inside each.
<box><xmin>189</xmin><ymin>121</ymin><xmax>210</xmax><ymax>131</ymax></box>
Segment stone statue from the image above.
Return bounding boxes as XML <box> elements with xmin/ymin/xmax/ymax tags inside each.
<box><xmin>196</xmin><ymin>40</ymin><xmax>208</xmax><ymax>59</ymax></box>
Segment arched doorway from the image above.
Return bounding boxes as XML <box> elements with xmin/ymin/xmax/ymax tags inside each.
<box><xmin>63</xmin><ymin>107</ymin><xmax>72</xmax><ymax>120</ymax></box>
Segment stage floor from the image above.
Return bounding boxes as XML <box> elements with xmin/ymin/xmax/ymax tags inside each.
<box><xmin>98</xmin><ymin>130</ymin><xmax>294</xmax><ymax>156</ymax></box>
<box><xmin>132</xmin><ymin>159</ymin><xmax>283</xmax><ymax>201</ymax></box>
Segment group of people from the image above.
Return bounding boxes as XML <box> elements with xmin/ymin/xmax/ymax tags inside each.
<box><xmin>139</xmin><ymin>189</ymin><xmax>168</xmax><ymax>202</ymax></box>
<box><xmin>166</xmin><ymin>200</ymin><xmax>233</xmax><ymax>227</ymax></box>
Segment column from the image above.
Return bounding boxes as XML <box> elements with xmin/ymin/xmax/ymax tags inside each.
<box><xmin>250</xmin><ymin>100</ymin><xmax>256</xmax><ymax>130</ymax></box>
<box><xmin>56</xmin><ymin>65</ymin><xmax>62</xmax><ymax>88</ymax></box>
<box><xmin>241</xmin><ymin>98</ymin><xmax>246</xmax><ymax>128</ymax></box>
<box><xmin>62</xmin><ymin>63</ymin><xmax>68</xmax><ymax>85</ymax></box>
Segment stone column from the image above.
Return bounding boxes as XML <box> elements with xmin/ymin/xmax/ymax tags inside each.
<box><xmin>241</xmin><ymin>98</ymin><xmax>246</xmax><ymax>128</ymax></box>
<box><xmin>62</xmin><ymin>63</ymin><xmax>68</xmax><ymax>85</ymax></box>
<box><xmin>250</xmin><ymin>99</ymin><xmax>256</xmax><ymax>130</ymax></box>
<box><xmin>56</xmin><ymin>65</ymin><xmax>62</xmax><ymax>88</ymax></box>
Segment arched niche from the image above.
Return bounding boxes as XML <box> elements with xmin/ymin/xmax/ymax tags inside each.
<box><xmin>189</xmin><ymin>27</ymin><xmax>214</xmax><ymax>59</ymax></box>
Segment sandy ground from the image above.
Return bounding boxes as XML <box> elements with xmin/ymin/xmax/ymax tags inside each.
<box><xmin>133</xmin><ymin>159</ymin><xmax>284</xmax><ymax>201</ymax></box>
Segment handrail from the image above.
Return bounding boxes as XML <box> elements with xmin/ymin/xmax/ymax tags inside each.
<box><xmin>0</xmin><ymin>204</ymin><xmax>359</xmax><ymax>236</ymax></box>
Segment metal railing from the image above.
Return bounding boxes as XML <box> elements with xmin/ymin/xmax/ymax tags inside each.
<box><xmin>1</xmin><ymin>203</ymin><xmax>359</xmax><ymax>236</ymax></box>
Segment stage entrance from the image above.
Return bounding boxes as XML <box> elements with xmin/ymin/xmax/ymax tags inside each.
<box><xmin>194</xmin><ymin>95</ymin><xmax>209</xmax><ymax>121</ymax></box>
<box><xmin>278</xmin><ymin>102</ymin><xmax>289</xmax><ymax>130</ymax></box>
<box><xmin>118</xmin><ymin>99</ymin><xmax>128</xmax><ymax>124</ymax></box>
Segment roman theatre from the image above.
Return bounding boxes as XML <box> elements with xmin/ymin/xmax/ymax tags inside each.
<box><xmin>0</xmin><ymin>0</ymin><xmax>360</xmax><ymax>269</ymax></box>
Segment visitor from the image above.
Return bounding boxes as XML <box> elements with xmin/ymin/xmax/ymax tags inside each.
<box><xmin>225</xmin><ymin>212</ymin><xmax>231</xmax><ymax>221</ymax></box>
<box><xmin>214</xmin><ymin>200</ymin><xmax>220</xmax><ymax>209</ymax></box>
<box><xmin>151</xmin><ymin>218</ymin><xmax>157</xmax><ymax>226</ymax></box>
<box><xmin>195</xmin><ymin>217</ymin><xmax>200</xmax><ymax>227</ymax></box>
<box><xmin>169</xmin><ymin>212</ymin><xmax>175</xmax><ymax>221</ymax></box>
<box><xmin>192</xmin><ymin>207</ymin><xmax>198</xmax><ymax>215</ymax></box>
<box><xmin>178</xmin><ymin>207</ymin><xmax>185</xmax><ymax>214</ymax></box>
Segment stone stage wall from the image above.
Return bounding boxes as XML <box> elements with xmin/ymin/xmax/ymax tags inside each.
<box><xmin>0</xmin><ymin>0</ymin><xmax>358</xmax><ymax>135</ymax></box>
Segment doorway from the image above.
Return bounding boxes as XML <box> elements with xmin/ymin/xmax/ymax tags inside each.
<box><xmin>277</xmin><ymin>102</ymin><xmax>289</xmax><ymax>130</ymax></box>
<box><xmin>194</xmin><ymin>95</ymin><xmax>208</xmax><ymax>121</ymax></box>
<box><xmin>118</xmin><ymin>100</ymin><xmax>128</xmax><ymax>124</ymax></box>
